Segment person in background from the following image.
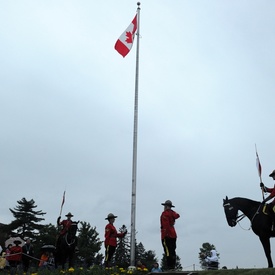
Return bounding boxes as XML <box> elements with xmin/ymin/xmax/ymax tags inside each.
<box><xmin>204</xmin><ymin>249</ymin><xmax>219</xmax><ymax>270</ymax></box>
<box><xmin>38</xmin><ymin>252</ymin><xmax>49</xmax><ymax>269</ymax></box>
<box><xmin>9</xmin><ymin>240</ymin><xmax>23</xmax><ymax>275</ymax></box>
<box><xmin>160</xmin><ymin>200</ymin><xmax>180</xmax><ymax>270</ymax></box>
<box><xmin>104</xmin><ymin>213</ymin><xmax>127</xmax><ymax>268</ymax></box>
<box><xmin>47</xmin><ymin>252</ymin><xmax>55</xmax><ymax>270</ymax></box>
<box><xmin>5</xmin><ymin>244</ymin><xmax>12</xmax><ymax>270</ymax></box>
<box><xmin>0</xmin><ymin>252</ymin><xmax>6</xmax><ymax>270</ymax></box>
<box><xmin>151</xmin><ymin>262</ymin><xmax>162</xmax><ymax>272</ymax></box>
<box><xmin>22</xmin><ymin>238</ymin><xmax>34</xmax><ymax>272</ymax></box>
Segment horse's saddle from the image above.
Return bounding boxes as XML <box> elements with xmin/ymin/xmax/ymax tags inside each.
<box><xmin>262</xmin><ymin>204</ymin><xmax>275</xmax><ymax>215</ymax></box>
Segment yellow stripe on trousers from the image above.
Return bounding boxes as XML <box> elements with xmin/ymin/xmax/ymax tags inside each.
<box><xmin>163</xmin><ymin>239</ymin><xmax>170</xmax><ymax>257</ymax></box>
<box><xmin>105</xmin><ymin>245</ymin><xmax>110</xmax><ymax>261</ymax></box>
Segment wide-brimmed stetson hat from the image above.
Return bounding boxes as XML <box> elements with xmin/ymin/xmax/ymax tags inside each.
<box><xmin>269</xmin><ymin>170</ymin><xmax>275</xmax><ymax>177</ymax></box>
<box><xmin>161</xmin><ymin>200</ymin><xmax>175</xmax><ymax>208</ymax></box>
<box><xmin>105</xmin><ymin>213</ymin><xmax>118</xmax><ymax>220</ymax></box>
<box><xmin>65</xmin><ymin>212</ymin><xmax>74</xmax><ymax>217</ymax></box>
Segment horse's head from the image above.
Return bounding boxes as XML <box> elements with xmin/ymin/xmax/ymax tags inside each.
<box><xmin>223</xmin><ymin>196</ymin><xmax>238</xmax><ymax>227</ymax></box>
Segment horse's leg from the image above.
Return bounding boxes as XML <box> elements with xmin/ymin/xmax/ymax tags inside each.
<box><xmin>68</xmin><ymin>255</ymin><xmax>73</xmax><ymax>268</ymax></box>
<box><xmin>259</xmin><ymin>235</ymin><xmax>273</xmax><ymax>268</ymax></box>
<box><xmin>62</xmin><ymin>254</ymin><xmax>66</xmax><ymax>270</ymax></box>
<box><xmin>68</xmin><ymin>249</ymin><xmax>74</xmax><ymax>268</ymax></box>
<box><xmin>54</xmin><ymin>253</ymin><xmax>59</xmax><ymax>269</ymax></box>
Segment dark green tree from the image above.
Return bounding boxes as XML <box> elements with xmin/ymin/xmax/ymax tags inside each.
<box><xmin>7</xmin><ymin>198</ymin><xmax>46</xmax><ymax>240</ymax></box>
<box><xmin>198</xmin><ymin>242</ymin><xmax>220</xmax><ymax>270</ymax></box>
<box><xmin>114</xmin><ymin>225</ymin><xmax>130</xmax><ymax>268</ymax></box>
<box><xmin>32</xmin><ymin>223</ymin><xmax>58</xmax><ymax>258</ymax></box>
<box><xmin>0</xmin><ymin>223</ymin><xmax>9</xmax><ymax>246</ymax></box>
<box><xmin>36</xmin><ymin>223</ymin><xmax>58</xmax><ymax>247</ymax></box>
<box><xmin>135</xmin><ymin>242</ymin><xmax>146</xmax><ymax>264</ymax></box>
<box><xmin>134</xmin><ymin>242</ymin><xmax>158</xmax><ymax>270</ymax></box>
<box><xmin>161</xmin><ymin>254</ymin><xmax>182</xmax><ymax>271</ymax></box>
<box><xmin>142</xmin><ymin>250</ymin><xmax>158</xmax><ymax>271</ymax></box>
<box><xmin>77</xmin><ymin>221</ymin><xmax>103</xmax><ymax>267</ymax></box>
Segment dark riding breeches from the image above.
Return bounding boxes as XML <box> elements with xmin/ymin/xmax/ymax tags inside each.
<box><xmin>104</xmin><ymin>245</ymin><xmax>116</xmax><ymax>267</ymax></box>
<box><xmin>162</xmin><ymin>237</ymin><xmax>177</xmax><ymax>270</ymax></box>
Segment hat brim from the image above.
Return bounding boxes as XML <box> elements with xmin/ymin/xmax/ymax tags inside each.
<box><xmin>269</xmin><ymin>173</ymin><xmax>275</xmax><ymax>177</ymax></box>
<box><xmin>105</xmin><ymin>216</ymin><xmax>117</xmax><ymax>220</ymax></box>
<box><xmin>161</xmin><ymin>203</ymin><xmax>175</xmax><ymax>207</ymax></box>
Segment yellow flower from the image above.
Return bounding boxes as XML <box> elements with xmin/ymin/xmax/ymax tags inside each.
<box><xmin>143</xmin><ymin>268</ymin><xmax>148</xmax><ymax>272</ymax></box>
<box><xmin>68</xmin><ymin>267</ymin><xmax>75</xmax><ymax>272</ymax></box>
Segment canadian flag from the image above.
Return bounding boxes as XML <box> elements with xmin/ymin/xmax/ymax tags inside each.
<box><xmin>115</xmin><ymin>15</ymin><xmax>137</xmax><ymax>57</ymax></box>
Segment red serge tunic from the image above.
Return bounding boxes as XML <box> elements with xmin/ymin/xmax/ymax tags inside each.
<box><xmin>60</xmin><ymin>220</ymin><xmax>72</xmax><ymax>235</ymax></box>
<box><xmin>105</xmin><ymin>223</ymin><xmax>124</xmax><ymax>247</ymax></box>
<box><xmin>265</xmin><ymin>185</ymin><xmax>275</xmax><ymax>204</ymax></box>
<box><xmin>9</xmin><ymin>246</ymin><xmax>22</xmax><ymax>262</ymax></box>
<box><xmin>160</xmin><ymin>209</ymin><xmax>180</xmax><ymax>239</ymax></box>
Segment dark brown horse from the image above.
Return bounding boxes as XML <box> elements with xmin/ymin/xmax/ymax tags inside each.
<box><xmin>223</xmin><ymin>196</ymin><xmax>275</xmax><ymax>268</ymax></box>
<box><xmin>55</xmin><ymin>222</ymin><xmax>78</xmax><ymax>269</ymax></box>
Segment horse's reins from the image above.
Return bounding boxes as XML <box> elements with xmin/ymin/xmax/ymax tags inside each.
<box><xmin>236</xmin><ymin>213</ymin><xmax>246</xmax><ymax>223</ymax></box>
<box><xmin>238</xmin><ymin>205</ymin><xmax>262</xmax><ymax>231</ymax></box>
<box><xmin>224</xmin><ymin>203</ymin><xmax>262</xmax><ymax>231</ymax></box>
<box><xmin>65</xmin><ymin>232</ymin><xmax>76</xmax><ymax>247</ymax></box>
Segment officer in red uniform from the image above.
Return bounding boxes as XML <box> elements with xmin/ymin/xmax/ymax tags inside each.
<box><xmin>104</xmin><ymin>213</ymin><xmax>127</xmax><ymax>268</ymax></box>
<box><xmin>56</xmin><ymin>212</ymin><xmax>74</xmax><ymax>247</ymax></box>
<box><xmin>57</xmin><ymin>212</ymin><xmax>73</xmax><ymax>235</ymax></box>
<box><xmin>160</xmin><ymin>200</ymin><xmax>180</xmax><ymax>270</ymax></box>
<box><xmin>260</xmin><ymin>170</ymin><xmax>275</xmax><ymax>229</ymax></box>
<box><xmin>9</xmin><ymin>240</ymin><xmax>22</xmax><ymax>272</ymax></box>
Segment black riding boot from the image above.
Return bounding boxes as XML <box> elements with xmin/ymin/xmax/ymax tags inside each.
<box><xmin>267</xmin><ymin>204</ymin><xmax>275</xmax><ymax>231</ymax></box>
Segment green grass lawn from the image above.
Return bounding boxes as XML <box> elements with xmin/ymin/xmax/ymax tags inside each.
<box><xmin>196</xmin><ymin>269</ymin><xmax>274</xmax><ymax>275</ymax></box>
<box><xmin>4</xmin><ymin>265</ymin><xmax>275</xmax><ymax>275</ymax></box>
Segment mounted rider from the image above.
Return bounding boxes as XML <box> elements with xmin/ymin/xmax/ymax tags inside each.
<box><xmin>260</xmin><ymin>170</ymin><xmax>275</xmax><ymax>228</ymax></box>
<box><xmin>57</xmin><ymin>212</ymin><xmax>74</xmax><ymax>235</ymax></box>
<box><xmin>56</xmin><ymin>212</ymin><xmax>74</xmax><ymax>246</ymax></box>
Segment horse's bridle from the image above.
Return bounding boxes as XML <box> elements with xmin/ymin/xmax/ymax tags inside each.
<box><xmin>224</xmin><ymin>201</ymin><xmax>261</xmax><ymax>229</ymax></box>
<box><xmin>223</xmin><ymin>202</ymin><xmax>246</xmax><ymax>224</ymax></box>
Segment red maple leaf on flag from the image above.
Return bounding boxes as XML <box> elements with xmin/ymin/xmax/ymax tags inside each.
<box><xmin>114</xmin><ymin>14</ymin><xmax>137</xmax><ymax>57</ymax></box>
<box><xmin>125</xmin><ymin>31</ymin><xmax>133</xmax><ymax>44</ymax></box>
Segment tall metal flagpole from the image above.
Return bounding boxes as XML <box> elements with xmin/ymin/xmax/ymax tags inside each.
<box><xmin>130</xmin><ymin>2</ymin><xmax>141</xmax><ymax>267</ymax></box>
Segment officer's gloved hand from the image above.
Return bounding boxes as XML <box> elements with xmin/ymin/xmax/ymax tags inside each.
<box><xmin>260</xmin><ymin>182</ymin><xmax>264</xmax><ymax>188</ymax></box>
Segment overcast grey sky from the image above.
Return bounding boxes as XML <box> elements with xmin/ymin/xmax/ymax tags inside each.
<box><xmin>1</xmin><ymin>0</ymin><xmax>275</xmax><ymax>270</ymax></box>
